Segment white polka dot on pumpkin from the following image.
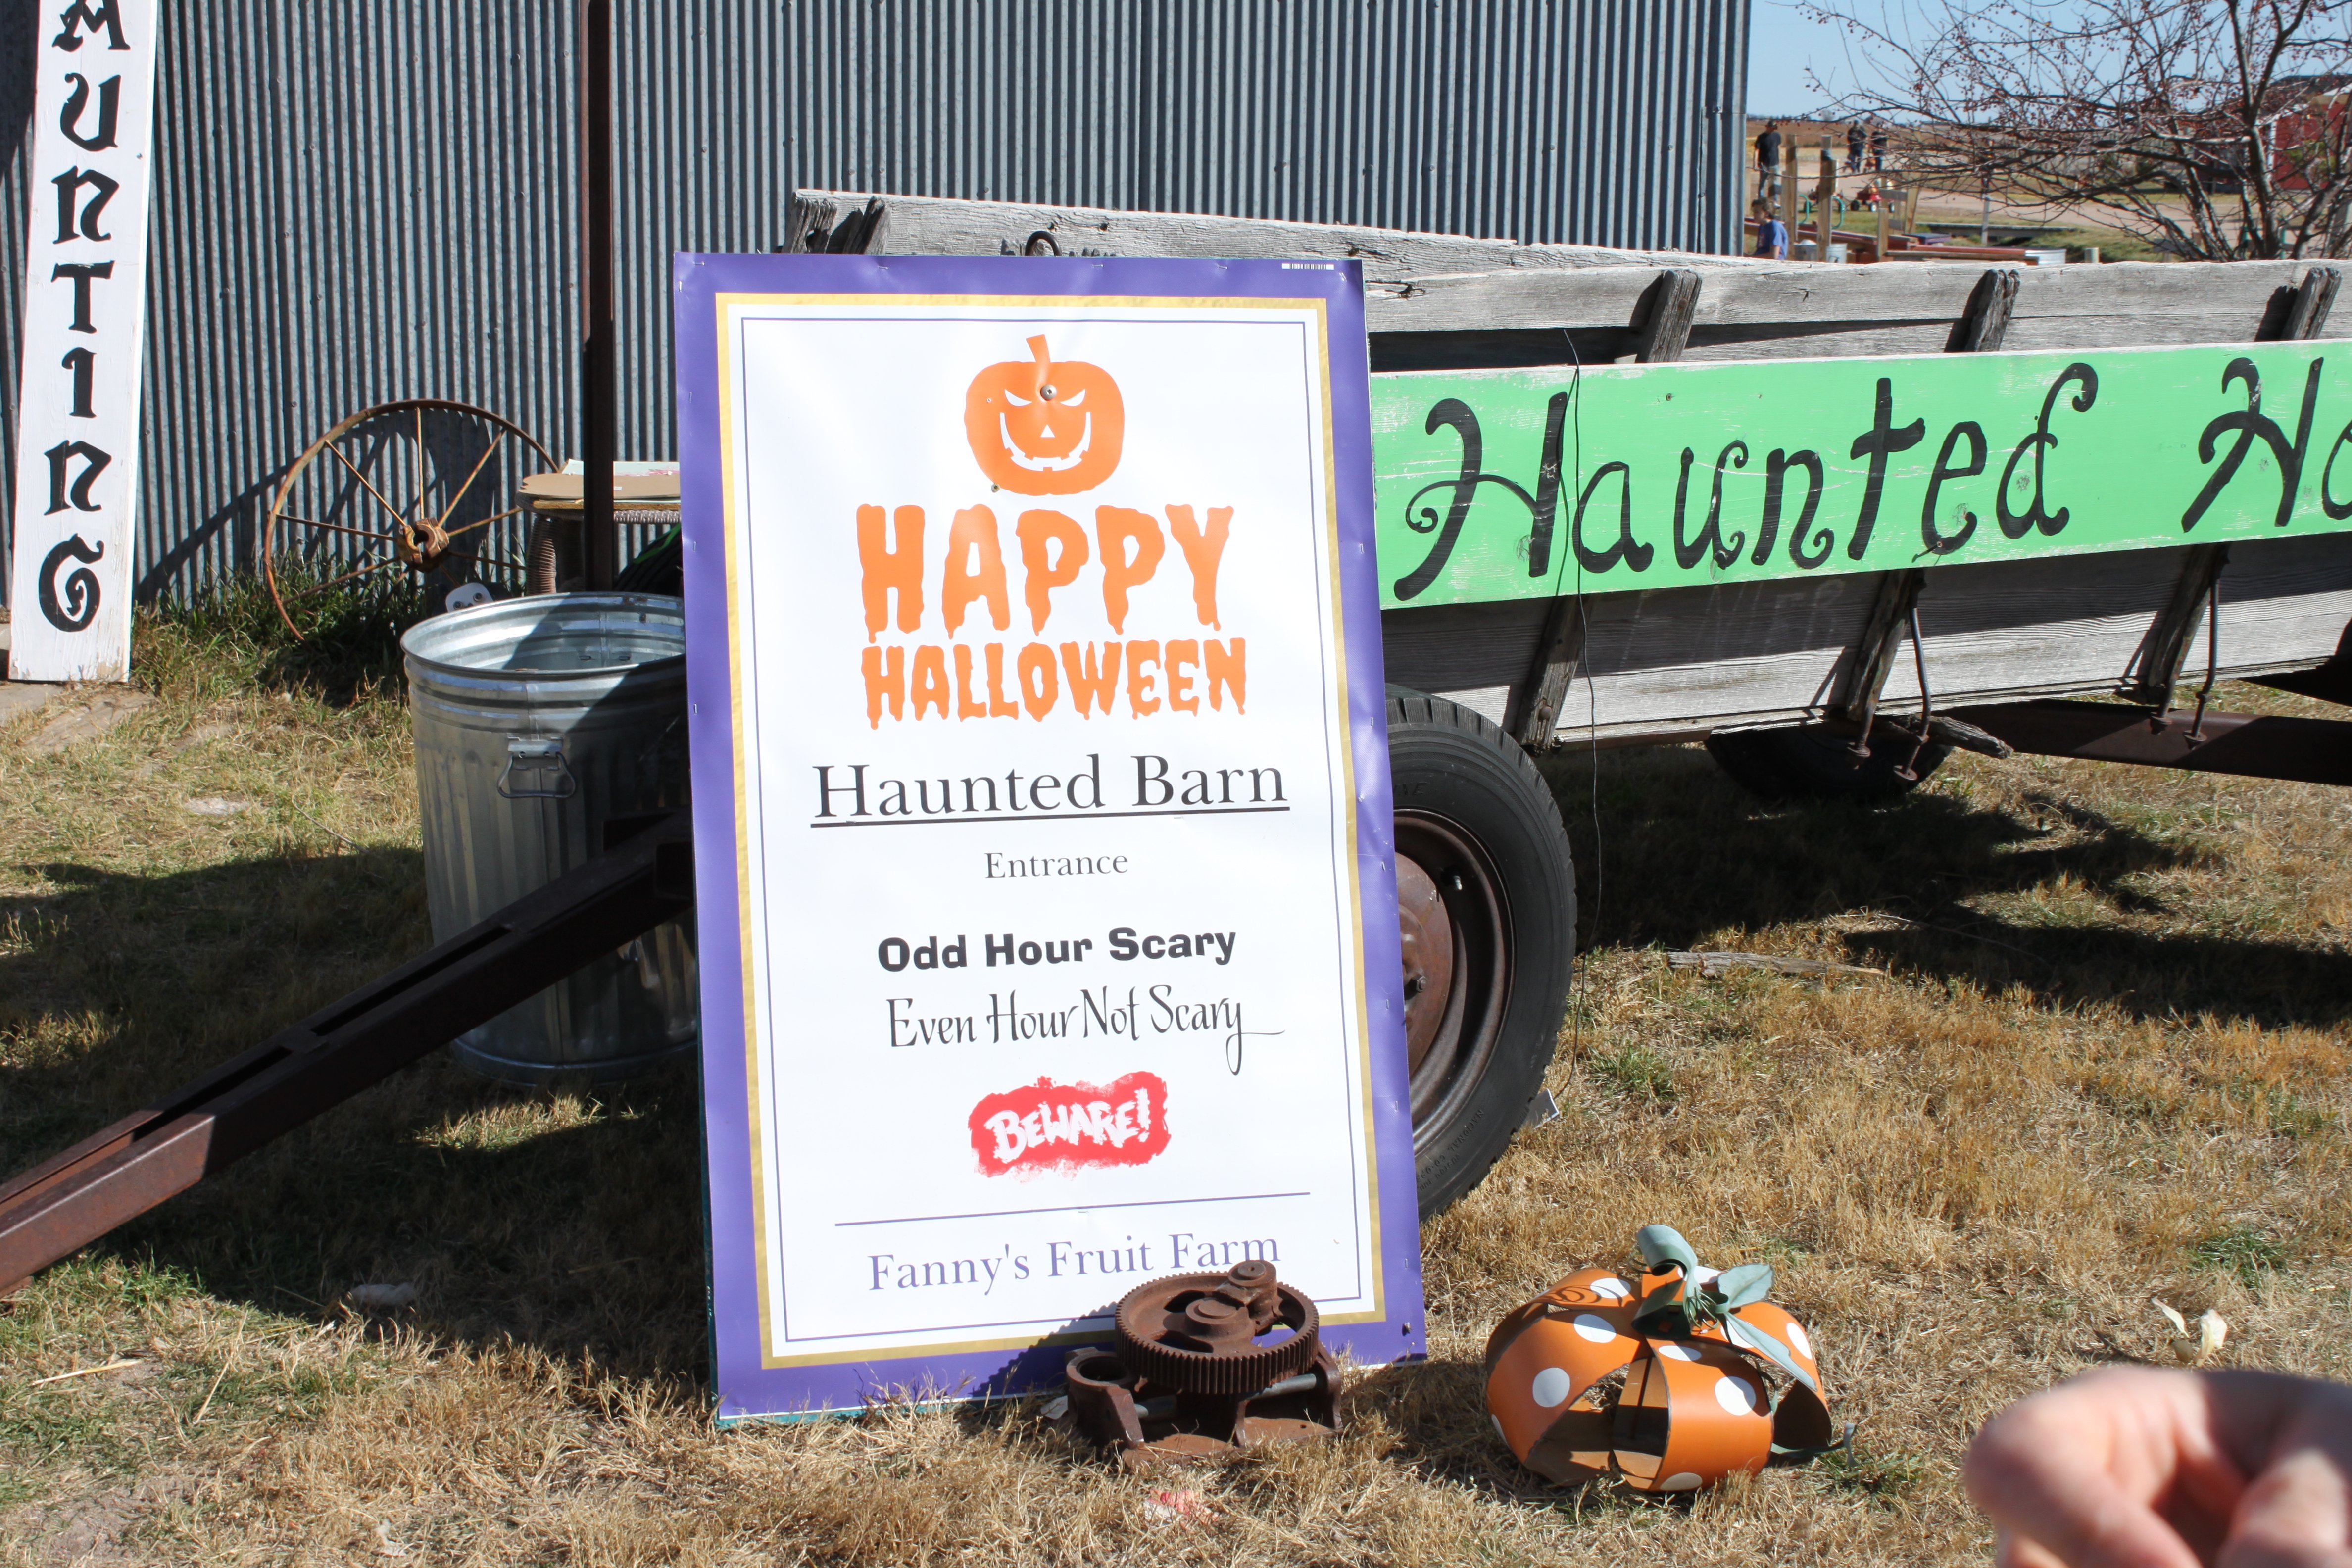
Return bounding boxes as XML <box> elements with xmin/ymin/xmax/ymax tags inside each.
<box><xmin>1715</xmin><ymin>1374</ymin><xmax>1760</xmax><ymax>1416</ymax></box>
<box><xmin>1572</xmin><ymin>1312</ymin><xmax>1617</xmax><ymax>1344</ymax></box>
<box><xmin>1787</xmin><ymin>1321</ymin><xmax>1814</xmax><ymax>1359</ymax></box>
<box><xmin>1660</xmin><ymin>1472</ymin><xmax>1704</xmax><ymax>1491</ymax></box>
<box><xmin>1590</xmin><ymin>1277</ymin><xmax>1631</xmax><ymax>1299</ymax></box>
<box><xmin>1492</xmin><ymin>1414</ymin><xmax>1508</xmax><ymax>1441</ymax></box>
<box><xmin>1531</xmin><ymin>1366</ymin><xmax>1573</xmax><ymax>1408</ymax></box>
<box><xmin>1655</xmin><ymin>1342</ymin><xmax>1701</xmax><ymax>1362</ymax></box>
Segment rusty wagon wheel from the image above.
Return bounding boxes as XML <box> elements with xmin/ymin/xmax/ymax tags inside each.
<box><xmin>1387</xmin><ymin>687</ymin><xmax>1579</xmax><ymax>1218</ymax></box>
<box><xmin>263</xmin><ymin>398</ymin><xmax>554</xmax><ymax>639</ymax></box>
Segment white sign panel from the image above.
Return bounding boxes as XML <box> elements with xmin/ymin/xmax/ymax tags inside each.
<box><xmin>675</xmin><ymin>255</ymin><xmax>1422</xmax><ymax>1421</ymax></box>
<box><xmin>6</xmin><ymin>0</ymin><xmax>160</xmax><ymax>683</ymax></box>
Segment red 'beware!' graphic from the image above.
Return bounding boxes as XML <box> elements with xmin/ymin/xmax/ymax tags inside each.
<box><xmin>968</xmin><ymin>1072</ymin><xmax>1170</xmax><ymax>1175</ymax></box>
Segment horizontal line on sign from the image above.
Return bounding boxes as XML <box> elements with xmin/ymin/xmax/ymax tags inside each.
<box><xmin>835</xmin><ymin>1190</ymin><xmax>1313</xmax><ymax>1227</ymax></box>
<box><xmin>808</xmin><ymin>805</ymin><xmax>1291</xmax><ymax>829</ymax></box>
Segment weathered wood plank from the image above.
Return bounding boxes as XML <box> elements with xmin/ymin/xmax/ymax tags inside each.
<box><xmin>1369</xmin><ymin>260</ymin><xmax>2348</xmax><ymax>338</ymax></box>
<box><xmin>1403</xmin><ymin>535</ymin><xmax>2352</xmax><ymax>741</ymax></box>
<box><xmin>797</xmin><ymin>190</ymin><xmax>2350</xmax><ymax>366</ymax></box>
<box><xmin>794</xmin><ymin>189</ymin><xmax>1764</xmax><ymax>281</ymax></box>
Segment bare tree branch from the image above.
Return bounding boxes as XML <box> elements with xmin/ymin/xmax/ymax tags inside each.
<box><xmin>1799</xmin><ymin>0</ymin><xmax>2352</xmax><ymax>259</ymax></box>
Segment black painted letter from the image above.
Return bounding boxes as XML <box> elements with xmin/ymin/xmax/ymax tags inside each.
<box><xmin>1921</xmin><ymin>422</ymin><xmax>1987</xmax><ymax>555</ymax></box>
<box><xmin>43</xmin><ymin>439</ymin><xmax>109</xmax><ymax>512</ymax></box>
<box><xmin>38</xmin><ymin>536</ymin><xmax>105</xmax><ymax>634</ymax></box>
<box><xmin>1571</xmin><ymin>461</ymin><xmax>1652</xmax><ymax>574</ymax></box>
<box><xmin>1845</xmin><ymin>378</ymin><xmax>1926</xmax><ymax>560</ymax></box>
<box><xmin>58</xmin><ymin>73</ymin><xmax>120</xmax><ymax>150</ymax></box>
<box><xmin>1995</xmin><ymin>362</ymin><xmax>2099</xmax><ymax>539</ymax></box>
<box><xmin>2180</xmin><ymin>357</ymin><xmax>2324</xmax><ymax>532</ymax></box>
<box><xmin>51</xmin><ymin>166</ymin><xmax>118</xmax><ymax>242</ymax></box>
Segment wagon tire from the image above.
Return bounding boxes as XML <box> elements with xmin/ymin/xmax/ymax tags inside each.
<box><xmin>1705</xmin><ymin>724</ymin><xmax>1950</xmax><ymax>803</ymax></box>
<box><xmin>1386</xmin><ymin>686</ymin><xmax>1577</xmax><ymax>1218</ymax></box>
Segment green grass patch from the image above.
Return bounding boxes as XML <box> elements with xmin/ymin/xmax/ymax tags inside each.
<box><xmin>1810</xmin><ymin>1439</ymin><xmax>1931</xmax><ymax>1505</ymax></box>
<box><xmin>1587</xmin><ymin>1043</ymin><xmax>1676</xmax><ymax>1103</ymax></box>
<box><xmin>2191</xmin><ymin>1224</ymin><xmax>2288</xmax><ymax>1286</ymax></box>
<box><xmin>133</xmin><ymin>561</ymin><xmax>433</xmax><ymax>706</ymax></box>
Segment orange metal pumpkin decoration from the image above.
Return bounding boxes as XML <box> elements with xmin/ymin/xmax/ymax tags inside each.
<box><xmin>964</xmin><ymin>335</ymin><xmax>1126</xmax><ymax>495</ymax></box>
<box><xmin>1484</xmin><ymin>1226</ymin><xmax>1836</xmax><ymax>1492</ymax></box>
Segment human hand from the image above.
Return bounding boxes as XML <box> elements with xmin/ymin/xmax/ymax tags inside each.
<box><xmin>1964</xmin><ymin>1367</ymin><xmax>2352</xmax><ymax>1568</ymax></box>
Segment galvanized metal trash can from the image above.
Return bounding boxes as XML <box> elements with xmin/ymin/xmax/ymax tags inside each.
<box><xmin>401</xmin><ymin>593</ymin><xmax>696</xmax><ymax>1083</ymax></box>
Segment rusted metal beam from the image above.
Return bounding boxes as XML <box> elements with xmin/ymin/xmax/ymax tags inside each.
<box><xmin>1946</xmin><ymin>701</ymin><xmax>2352</xmax><ymax>787</ymax></box>
<box><xmin>0</xmin><ymin>811</ymin><xmax>693</xmax><ymax>1296</ymax></box>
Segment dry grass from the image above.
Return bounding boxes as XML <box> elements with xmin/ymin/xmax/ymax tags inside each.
<box><xmin>4</xmin><ymin>598</ymin><xmax>2351</xmax><ymax>1564</ymax></box>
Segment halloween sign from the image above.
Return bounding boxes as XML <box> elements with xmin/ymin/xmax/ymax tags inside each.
<box><xmin>674</xmin><ymin>253</ymin><xmax>1423</xmax><ymax>1424</ymax></box>
<box><xmin>1376</xmin><ymin>343</ymin><xmax>2352</xmax><ymax>610</ymax></box>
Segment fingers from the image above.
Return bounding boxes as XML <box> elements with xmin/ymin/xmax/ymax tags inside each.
<box><xmin>1966</xmin><ymin>1369</ymin><xmax>2228</xmax><ymax>1568</ymax></box>
<box><xmin>2206</xmin><ymin>1372</ymin><xmax>2352</xmax><ymax>1568</ymax></box>
<box><xmin>2222</xmin><ymin>1448</ymin><xmax>2352</xmax><ymax>1568</ymax></box>
<box><xmin>2000</xmin><ymin>1528</ymin><xmax>2081</xmax><ymax>1568</ymax></box>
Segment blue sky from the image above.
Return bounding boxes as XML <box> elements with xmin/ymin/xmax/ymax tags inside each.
<box><xmin>1747</xmin><ymin>0</ymin><xmax>1871</xmax><ymax>117</ymax></box>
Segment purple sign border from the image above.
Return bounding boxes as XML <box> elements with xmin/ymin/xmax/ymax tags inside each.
<box><xmin>672</xmin><ymin>252</ymin><xmax>1423</xmax><ymax>1423</ymax></box>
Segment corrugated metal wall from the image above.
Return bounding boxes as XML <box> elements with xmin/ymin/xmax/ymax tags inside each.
<box><xmin>0</xmin><ymin>0</ymin><xmax>1746</xmax><ymax>603</ymax></box>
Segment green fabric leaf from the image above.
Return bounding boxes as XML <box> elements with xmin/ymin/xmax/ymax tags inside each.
<box><xmin>1635</xmin><ymin>1225</ymin><xmax>1699</xmax><ymax>1274</ymax></box>
<box><xmin>1714</xmin><ymin>1262</ymin><xmax>1775</xmax><ymax>1308</ymax></box>
<box><xmin>1725</xmin><ymin>1313</ymin><xmax>1817</xmax><ymax>1394</ymax></box>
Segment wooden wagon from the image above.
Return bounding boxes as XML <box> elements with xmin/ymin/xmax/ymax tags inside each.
<box><xmin>5</xmin><ymin>197</ymin><xmax>2348</xmax><ymax>1286</ymax></box>
<box><xmin>797</xmin><ymin>189</ymin><xmax>2351</xmax><ymax>1214</ymax></box>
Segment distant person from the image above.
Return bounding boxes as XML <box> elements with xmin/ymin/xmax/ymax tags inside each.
<box><xmin>1751</xmin><ymin>198</ymin><xmax>1788</xmax><ymax>260</ymax></box>
<box><xmin>1869</xmin><ymin>123</ymin><xmax>1888</xmax><ymax>172</ymax></box>
<box><xmin>1857</xmin><ymin>181</ymin><xmax>1882</xmax><ymax>209</ymax></box>
<box><xmin>1848</xmin><ymin>122</ymin><xmax>1865</xmax><ymax>173</ymax></box>
<box><xmin>1965</xmin><ymin>1368</ymin><xmax>2352</xmax><ymax>1568</ymax></box>
<box><xmin>1756</xmin><ymin>120</ymin><xmax>1783</xmax><ymax>182</ymax></box>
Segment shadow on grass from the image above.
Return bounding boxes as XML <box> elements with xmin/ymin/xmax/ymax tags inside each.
<box><xmin>12</xmin><ymin>732</ymin><xmax>2351</xmax><ymax>1390</ymax></box>
<box><xmin>0</xmin><ymin>848</ymin><xmax>707</xmax><ymax>1380</ymax></box>
<box><xmin>1547</xmin><ymin>744</ymin><xmax>2352</xmax><ymax>1029</ymax></box>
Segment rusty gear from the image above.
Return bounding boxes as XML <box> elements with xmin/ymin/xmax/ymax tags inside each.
<box><xmin>1113</xmin><ymin>1260</ymin><xmax>1321</xmax><ymax>1396</ymax></box>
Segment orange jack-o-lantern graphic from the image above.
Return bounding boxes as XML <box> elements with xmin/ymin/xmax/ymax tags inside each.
<box><xmin>1484</xmin><ymin>1227</ymin><xmax>1836</xmax><ymax>1492</ymax></box>
<box><xmin>963</xmin><ymin>335</ymin><xmax>1126</xmax><ymax>495</ymax></box>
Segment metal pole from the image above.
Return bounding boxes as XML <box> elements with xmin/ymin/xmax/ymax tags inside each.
<box><xmin>581</xmin><ymin>0</ymin><xmax>616</xmax><ymax>589</ymax></box>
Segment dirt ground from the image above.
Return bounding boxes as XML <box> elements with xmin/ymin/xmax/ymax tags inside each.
<box><xmin>3</xmin><ymin>594</ymin><xmax>2350</xmax><ymax>1565</ymax></box>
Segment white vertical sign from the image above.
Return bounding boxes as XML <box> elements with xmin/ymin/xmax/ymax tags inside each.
<box><xmin>6</xmin><ymin>0</ymin><xmax>160</xmax><ymax>683</ymax></box>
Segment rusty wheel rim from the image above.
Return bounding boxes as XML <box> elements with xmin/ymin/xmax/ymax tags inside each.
<box><xmin>1396</xmin><ymin>809</ymin><xmax>1512</xmax><ymax>1143</ymax></box>
<box><xmin>262</xmin><ymin>398</ymin><xmax>553</xmax><ymax>639</ymax></box>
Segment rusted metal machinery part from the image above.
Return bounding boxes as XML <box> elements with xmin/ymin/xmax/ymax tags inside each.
<box><xmin>1946</xmin><ymin>702</ymin><xmax>2352</xmax><ymax>788</ymax></box>
<box><xmin>1114</xmin><ymin>1258</ymin><xmax>1321</xmax><ymax>1394</ymax></box>
<box><xmin>0</xmin><ymin>811</ymin><xmax>693</xmax><ymax>1297</ymax></box>
<box><xmin>1064</xmin><ymin>1261</ymin><xmax>1341</xmax><ymax>1466</ymax></box>
<box><xmin>262</xmin><ymin>398</ymin><xmax>554</xmax><ymax>640</ymax></box>
<box><xmin>1394</xmin><ymin>813</ymin><xmax>1511</xmax><ymax>1134</ymax></box>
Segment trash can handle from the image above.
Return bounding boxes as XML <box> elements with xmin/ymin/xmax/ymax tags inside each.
<box><xmin>497</xmin><ymin>735</ymin><xmax>578</xmax><ymax>800</ymax></box>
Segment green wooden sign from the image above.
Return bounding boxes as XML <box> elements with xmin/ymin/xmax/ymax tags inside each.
<box><xmin>1371</xmin><ymin>343</ymin><xmax>2352</xmax><ymax>610</ymax></box>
